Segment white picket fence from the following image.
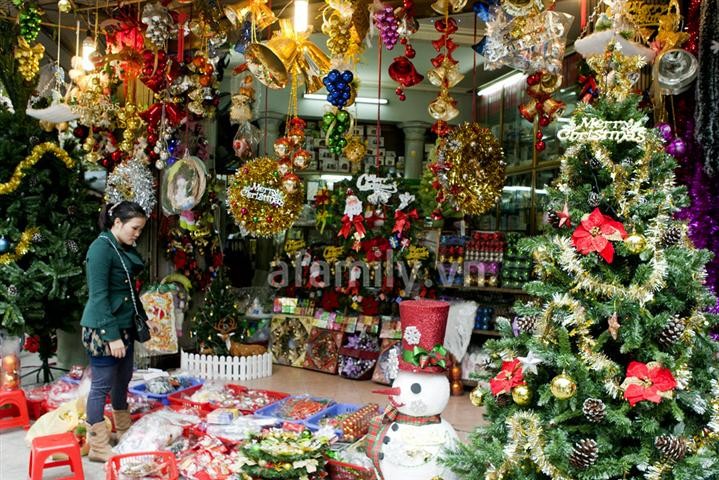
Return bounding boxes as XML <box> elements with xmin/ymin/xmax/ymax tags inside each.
<box><xmin>180</xmin><ymin>350</ymin><xmax>273</xmax><ymax>381</ymax></box>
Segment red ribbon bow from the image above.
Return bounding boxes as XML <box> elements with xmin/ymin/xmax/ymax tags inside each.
<box><xmin>338</xmin><ymin>214</ymin><xmax>366</xmax><ymax>239</ymax></box>
<box><xmin>393</xmin><ymin>208</ymin><xmax>418</xmax><ymax>235</ymax></box>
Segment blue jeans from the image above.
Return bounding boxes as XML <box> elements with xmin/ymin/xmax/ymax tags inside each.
<box><xmin>86</xmin><ymin>343</ymin><xmax>134</xmax><ymax>425</ymax></box>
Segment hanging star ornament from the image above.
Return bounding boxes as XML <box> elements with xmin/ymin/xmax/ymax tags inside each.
<box><xmin>556</xmin><ymin>201</ymin><xmax>572</xmax><ymax>228</ymax></box>
<box><xmin>608</xmin><ymin>312</ymin><xmax>621</xmax><ymax>340</ymax></box>
<box><xmin>517</xmin><ymin>351</ymin><xmax>543</xmax><ymax>375</ymax></box>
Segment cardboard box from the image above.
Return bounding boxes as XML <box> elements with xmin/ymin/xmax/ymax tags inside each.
<box><xmin>318</xmin><ymin>148</ymin><xmax>334</xmax><ymax>160</ymax></box>
<box><xmin>368</xmin><ymin>136</ymin><xmax>385</xmax><ymax>147</ymax></box>
<box><xmin>385</xmin><ymin>150</ymin><xmax>396</xmax><ymax>159</ymax></box>
<box><xmin>383</xmin><ymin>156</ymin><xmax>396</xmax><ymax>167</ymax></box>
<box><xmin>321</xmin><ymin>159</ymin><xmax>338</xmax><ymax>171</ymax></box>
<box><xmin>366</xmin><ymin>126</ymin><xmax>379</xmax><ymax>136</ymax></box>
<box><xmin>338</xmin><ymin>159</ymin><xmax>351</xmax><ymax>172</ymax></box>
<box><xmin>352</xmin><ymin>125</ymin><xmax>365</xmax><ymax>137</ymax></box>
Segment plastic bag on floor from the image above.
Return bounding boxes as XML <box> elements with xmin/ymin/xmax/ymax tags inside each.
<box><xmin>114</xmin><ymin>407</ymin><xmax>201</xmax><ymax>454</ymax></box>
<box><xmin>25</xmin><ymin>396</ymin><xmax>86</xmax><ymax>445</ymax></box>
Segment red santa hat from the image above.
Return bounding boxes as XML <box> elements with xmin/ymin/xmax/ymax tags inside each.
<box><xmin>398</xmin><ymin>299</ymin><xmax>450</xmax><ymax>374</ymax></box>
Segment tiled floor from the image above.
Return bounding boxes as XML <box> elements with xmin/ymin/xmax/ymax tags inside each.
<box><xmin>0</xmin><ymin>361</ymin><xmax>485</xmax><ymax>479</ymax></box>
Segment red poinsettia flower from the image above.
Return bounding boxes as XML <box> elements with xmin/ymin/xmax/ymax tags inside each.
<box><xmin>621</xmin><ymin>361</ymin><xmax>677</xmax><ymax>407</ymax></box>
<box><xmin>361</xmin><ymin>237</ymin><xmax>391</xmax><ymax>262</ymax></box>
<box><xmin>490</xmin><ymin>358</ymin><xmax>525</xmax><ymax>396</ymax></box>
<box><xmin>361</xmin><ymin>296</ymin><xmax>379</xmax><ymax>316</ymax></box>
<box><xmin>321</xmin><ymin>289</ymin><xmax>340</xmax><ymax>312</ymax></box>
<box><xmin>571</xmin><ymin>208</ymin><xmax>627</xmax><ymax>263</ymax></box>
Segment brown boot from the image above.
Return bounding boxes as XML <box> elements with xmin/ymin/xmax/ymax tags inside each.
<box><xmin>112</xmin><ymin>409</ymin><xmax>132</xmax><ymax>443</ymax></box>
<box><xmin>87</xmin><ymin>421</ymin><xmax>113</xmax><ymax>463</ymax></box>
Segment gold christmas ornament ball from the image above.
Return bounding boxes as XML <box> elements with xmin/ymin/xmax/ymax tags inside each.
<box><xmin>469</xmin><ymin>385</ymin><xmax>485</xmax><ymax>407</ymax></box>
<box><xmin>550</xmin><ymin>372</ymin><xmax>577</xmax><ymax>400</ymax></box>
<box><xmin>624</xmin><ymin>233</ymin><xmax>647</xmax><ymax>254</ymax></box>
<box><xmin>511</xmin><ymin>384</ymin><xmax>532</xmax><ymax>406</ymax></box>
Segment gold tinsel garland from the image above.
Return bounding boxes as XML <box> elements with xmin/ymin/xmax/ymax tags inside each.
<box><xmin>437</xmin><ymin>123</ymin><xmax>506</xmax><ymax>215</ymax></box>
<box><xmin>0</xmin><ymin>227</ymin><xmax>39</xmax><ymax>265</ymax></box>
<box><xmin>0</xmin><ymin>142</ymin><xmax>75</xmax><ymax>195</ymax></box>
<box><xmin>486</xmin><ymin>411</ymin><xmax>572</xmax><ymax>480</ymax></box>
<box><xmin>226</xmin><ymin>156</ymin><xmax>304</xmax><ymax>237</ymax></box>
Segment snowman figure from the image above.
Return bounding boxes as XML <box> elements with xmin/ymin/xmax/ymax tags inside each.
<box><xmin>367</xmin><ymin>300</ymin><xmax>459</xmax><ymax>480</ymax></box>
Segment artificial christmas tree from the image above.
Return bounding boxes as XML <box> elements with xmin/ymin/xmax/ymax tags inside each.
<box><xmin>443</xmin><ymin>42</ymin><xmax>719</xmax><ymax>480</ymax></box>
<box><xmin>0</xmin><ymin>21</ymin><xmax>97</xmax><ymax>381</ymax></box>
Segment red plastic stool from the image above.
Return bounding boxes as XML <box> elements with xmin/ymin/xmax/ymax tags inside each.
<box><xmin>28</xmin><ymin>432</ymin><xmax>84</xmax><ymax>480</ymax></box>
<box><xmin>0</xmin><ymin>389</ymin><xmax>30</xmax><ymax>430</ymax></box>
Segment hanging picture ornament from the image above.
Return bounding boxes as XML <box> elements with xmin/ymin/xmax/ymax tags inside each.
<box><xmin>224</xmin><ymin>0</ymin><xmax>277</xmax><ymax>31</ymax></box>
<box><xmin>436</xmin><ymin>123</ymin><xmax>506</xmax><ymax>215</ymax></box>
<box><xmin>244</xmin><ymin>19</ymin><xmax>330</xmax><ymax>93</ymax></box>
<box><xmin>161</xmin><ymin>152</ymin><xmax>208</xmax><ymax>215</ymax></box>
<box><xmin>226</xmin><ymin>156</ymin><xmax>304</xmax><ymax>237</ymax></box>
<box><xmin>104</xmin><ymin>159</ymin><xmax>157</xmax><ymax>215</ymax></box>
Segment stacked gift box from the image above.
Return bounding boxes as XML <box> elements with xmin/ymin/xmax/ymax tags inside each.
<box><xmin>499</xmin><ymin>233</ymin><xmax>533</xmax><ymax>289</ymax></box>
<box><xmin>438</xmin><ymin>233</ymin><xmax>466</xmax><ymax>287</ymax></box>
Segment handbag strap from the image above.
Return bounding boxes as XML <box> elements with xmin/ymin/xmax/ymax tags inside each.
<box><xmin>100</xmin><ymin>235</ymin><xmax>142</xmax><ymax>318</ymax></box>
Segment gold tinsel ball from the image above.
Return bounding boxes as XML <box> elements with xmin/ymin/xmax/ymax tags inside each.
<box><xmin>469</xmin><ymin>385</ymin><xmax>485</xmax><ymax>407</ymax></box>
<box><xmin>624</xmin><ymin>233</ymin><xmax>647</xmax><ymax>254</ymax></box>
<box><xmin>437</xmin><ymin>122</ymin><xmax>506</xmax><ymax>215</ymax></box>
<box><xmin>550</xmin><ymin>372</ymin><xmax>577</xmax><ymax>400</ymax></box>
<box><xmin>511</xmin><ymin>384</ymin><xmax>532</xmax><ymax>406</ymax></box>
<box><xmin>226</xmin><ymin>156</ymin><xmax>304</xmax><ymax>237</ymax></box>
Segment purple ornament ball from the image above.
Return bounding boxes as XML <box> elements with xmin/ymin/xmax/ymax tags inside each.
<box><xmin>666</xmin><ymin>137</ymin><xmax>687</xmax><ymax>158</ymax></box>
<box><xmin>656</xmin><ymin>122</ymin><xmax>673</xmax><ymax>142</ymax></box>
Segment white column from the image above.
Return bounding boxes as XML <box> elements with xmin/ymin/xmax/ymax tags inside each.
<box><xmin>399</xmin><ymin>121</ymin><xmax>430</xmax><ymax>180</ymax></box>
<box><xmin>255</xmin><ymin>111</ymin><xmax>285</xmax><ymax>156</ymax></box>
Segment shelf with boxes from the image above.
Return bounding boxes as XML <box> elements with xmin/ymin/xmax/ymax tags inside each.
<box><xmin>302</xmin><ymin>121</ymin><xmax>405</xmax><ymax>174</ymax></box>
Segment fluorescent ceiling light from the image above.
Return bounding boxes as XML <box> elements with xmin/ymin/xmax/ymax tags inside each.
<box><xmin>303</xmin><ymin>93</ymin><xmax>388</xmax><ymax>105</ymax></box>
<box><xmin>476</xmin><ymin>71</ymin><xmax>526</xmax><ymax>96</ymax></box>
<box><xmin>294</xmin><ymin>0</ymin><xmax>309</xmax><ymax>33</ymax></box>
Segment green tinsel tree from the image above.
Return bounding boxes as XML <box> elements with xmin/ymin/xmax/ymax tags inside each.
<box><xmin>0</xmin><ymin>20</ymin><xmax>98</xmax><ymax>381</ymax></box>
<box><xmin>443</xmin><ymin>46</ymin><xmax>719</xmax><ymax>480</ymax></box>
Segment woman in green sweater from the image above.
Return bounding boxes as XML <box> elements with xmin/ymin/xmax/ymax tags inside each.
<box><xmin>80</xmin><ymin>201</ymin><xmax>148</xmax><ymax>462</ymax></box>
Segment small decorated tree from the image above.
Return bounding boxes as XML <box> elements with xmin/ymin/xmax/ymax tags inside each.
<box><xmin>443</xmin><ymin>43</ymin><xmax>719</xmax><ymax>479</ymax></box>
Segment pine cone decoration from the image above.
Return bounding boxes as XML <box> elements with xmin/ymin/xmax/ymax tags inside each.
<box><xmin>496</xmin><ymin>394</ymin><xmax>512</xmax><ymax>407</ymax></box>
<box><xmin>582</xmin><ymin>398</ymin><xmax>606</xmax><ymax>423</ymax></box>
<box><xmin>661</xmin><ymin>225</ymin><xmax>682</xmax><ymax>247</ymax></box>
<box><xmin>547</xmin><ymin>211</ymin><xmax>560</xmax><ymax>228</ymax></box>
<box><xmin>588</xmin><ymin>192</ymin><xmax>601</xmax><ymax>207</ymax></box>
<box><xmin>589</xmin><ymin>157</ymin><xmax>602</xmax><ymax>170</ymax></box>
<box><xmin>514</xmin><ymin>316</ymin><xmax>538</xmax><ymax>334</ymax></box>
<box><xmin>569</xmin><ymin>439</ymin><xmax>598</xmax><ymax>469</ymax></box>
<box><xmin>655</xmin><ymin>434</ymin><xmax>687</xmax><ymax>461</ymax></box>
<box><xmin>657</xmin><ymin>316</ymin><xmax>685</xmax><ymax>346</ymax></box>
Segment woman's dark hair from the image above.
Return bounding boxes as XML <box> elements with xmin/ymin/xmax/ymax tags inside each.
<box><xmin>98</xmin><ymin>201</ymin><xmax>147</xmax><ymax>230</ymax></box>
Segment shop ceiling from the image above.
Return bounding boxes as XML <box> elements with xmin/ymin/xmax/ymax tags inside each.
<box><xmin>3</xmin><ymin>0</ymin><xmax>582</xmax><ymax>93</ymax></box>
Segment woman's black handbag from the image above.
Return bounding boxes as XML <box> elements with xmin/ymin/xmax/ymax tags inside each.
<box><xmin>101</xmin><ymin>236</ymin><xmax>151</xmax><ymax>343</ymax></box>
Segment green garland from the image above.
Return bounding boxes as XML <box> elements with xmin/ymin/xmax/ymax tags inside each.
<box><xmin>236</xmin><ymin>429</ymin><xmax>329</xmax><ymax>479</ymax></box>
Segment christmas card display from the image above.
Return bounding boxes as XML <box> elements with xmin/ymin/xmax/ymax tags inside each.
<box><xmin>140</xmin><ymin>290</ymin><xmax>179</xmax><ymax>355</ymax></box>
<box><xmin>270</xmin><ymin>315</ymin><xmax>313</xmax><ymax>367</ymax></box>
<box><xmin>303</xmin><ymin>327</ymin><xmax>344</xmax><ymax>374</ymax></box>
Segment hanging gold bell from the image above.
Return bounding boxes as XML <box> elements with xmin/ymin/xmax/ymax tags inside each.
<box><xmin>224</xmin><ymin>0</ymin><xmax>277</xmax><ymax>30</ymax></box>
<box><xmin>518</xmin><ymin>101</ymin><xmax>538</xmax><ymax>121</ymax></box>
<box><xmin>245</xmin><ymin>35</ymin><xmax>299</xmax><ymax>89</ymax></box>
<box><xmin>295</xmin><ymin>41</ymin><xmax>331</xmax><ymax>93</ymax></box>
<box><xmin>428</xmin><ymin>94</ymin><xmax>460</xmax><ymax>122</ymax></box>
<box><xmin>427</xmin><ymin>58</ymin><xmax>464</xmax><ymax>88</ymax></box>
<box><xmin>431</xmin><ymin>0</ymin><xmax>468</xmax><ymax>15</ymax></box>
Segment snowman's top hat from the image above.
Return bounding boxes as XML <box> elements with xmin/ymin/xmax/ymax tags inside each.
<box><xmin>398</xmin><ymin>299</ymin><xmax>450</xmax><ymax>374</ymax></box>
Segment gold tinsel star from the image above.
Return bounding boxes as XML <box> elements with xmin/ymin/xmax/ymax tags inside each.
<box><xmin>586</xmin><ymin>40</ymin><xmax>646</xmax><ymax>102</ymax></box>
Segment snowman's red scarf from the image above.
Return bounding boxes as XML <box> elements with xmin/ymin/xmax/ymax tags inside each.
<box><xmin>366</xmin><ymin>405</ymin><xmax>442</xmax><ymax>478</ymax></box>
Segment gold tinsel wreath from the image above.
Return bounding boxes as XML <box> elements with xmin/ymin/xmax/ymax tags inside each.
<box><xmin>0</xmin><ymin>142</ymin><xmax>75</xmax><ymax>195</ymax></box>
<box><xmin>438</xmin><ymin>122</ymin><xmax>506</xmax><ymax>215</ymax></box>
<box><xmin>226</xmin><ymin>156</ymin><xmax>304</xmax><ymax>237</ymax></box>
